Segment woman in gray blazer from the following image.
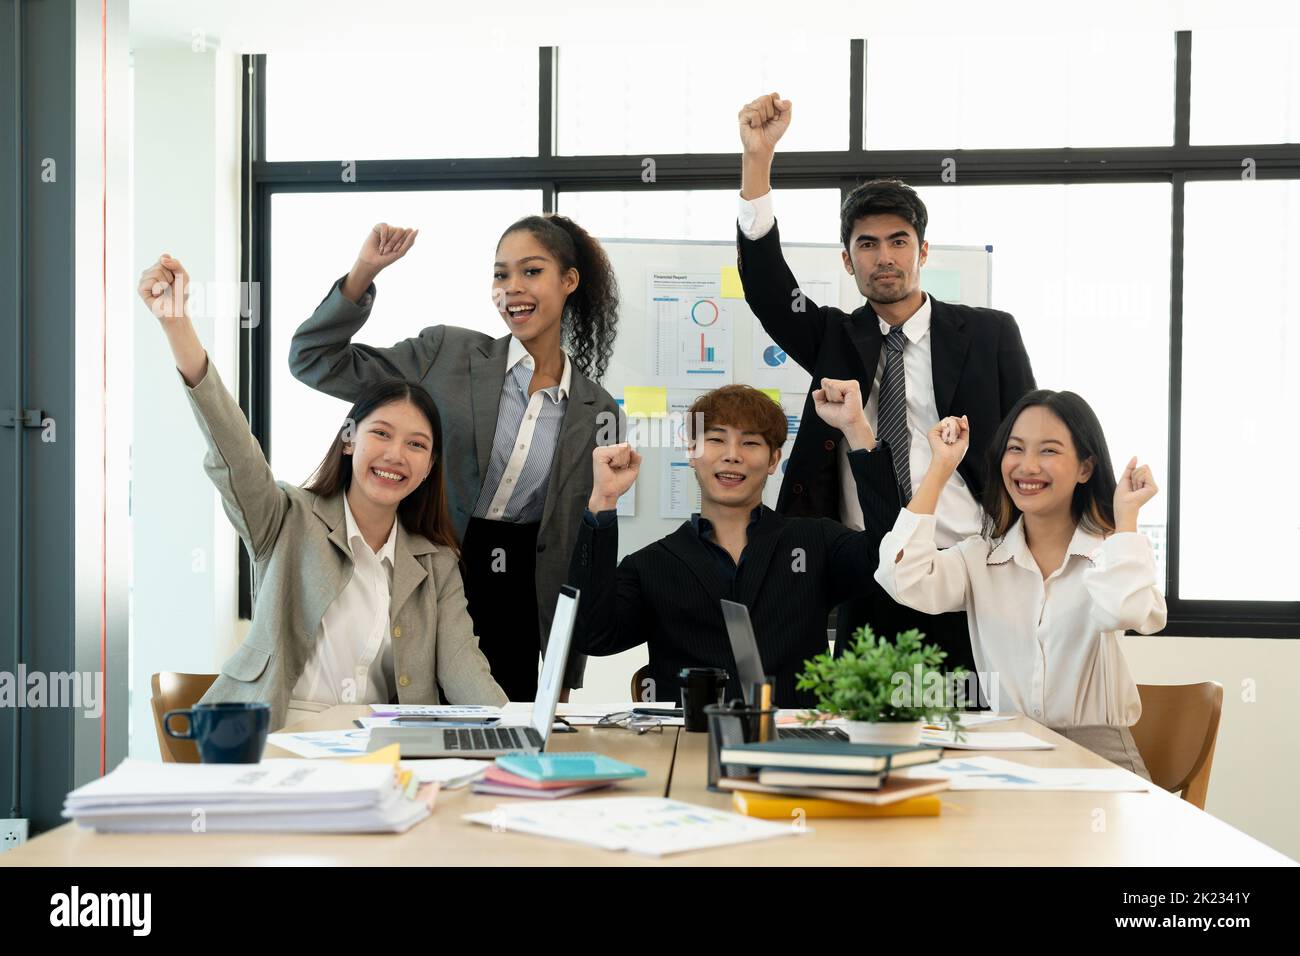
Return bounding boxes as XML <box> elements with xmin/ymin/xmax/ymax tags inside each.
<box><xmin>138</xmin><ymin>254</ymin><xmax>507</xmax><ymax>730</ymax></box>
<box><xmin>289</xmin><ymin>216</ymin><xmax>621</xmax><ymax>701</ymax></box>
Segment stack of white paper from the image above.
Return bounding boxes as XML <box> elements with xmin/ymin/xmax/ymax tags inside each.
<box><xmin>63</xmin><ymin>758</ymin><xmax>431</xmax><ymax>834</ymax></box>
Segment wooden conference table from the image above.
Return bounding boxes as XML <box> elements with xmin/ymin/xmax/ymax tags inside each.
<box><xmin>3</xmin><ymin>707</ymin><xmax>1294</xmax><ymax>866</ymax></box>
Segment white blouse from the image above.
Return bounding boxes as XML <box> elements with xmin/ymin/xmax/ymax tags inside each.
<box><xmin>874</xmin><ymin>509</ymin><xmax>1166</xmax><ymax>728</ymax></box>
<box><xmin>291</xmin><ymin>494</ymin><xmax>397</xmax><ymax>707</ymax></box>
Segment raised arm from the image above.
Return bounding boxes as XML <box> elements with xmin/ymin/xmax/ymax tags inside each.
<box><xmin>1087</xmin><ymin>458</ymin><xmax>1167</xmax><ymax>634</ymax></box>
<box><xmin>566</xmin><ymin>444</ymin><xmax>654</xmax><ymax>656</ymax></box>
<box><xmin>137</xmin><ymin>254</ymin><xmax>289</xmax><ymax>562</ymax></box>
<box><xmin>735</xmin><ymin>93</ymin><xmax>830</xmax><ymax>370</ymax></box>
<box><xmin>288</xmin><ymin>224</ymin><xmax>444</xmax><ymax>402</ymax></box>
<box><xmin>873</xmin><ymin>416</ymin><xmax>973</xmax><ymax>614</ymax></box>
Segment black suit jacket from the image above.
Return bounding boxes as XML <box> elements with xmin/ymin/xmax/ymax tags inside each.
<box><xmin>567</xmin><ymin>450</ymin><xmax>894</xmax><ymax>708</ymax></box>
<box><xmin>737</xmin><ymin>220</ymin><xmax>1035</xmax><ymax>521</ymax></box>
<box><xmin>736</xmin><ymin>220</ymin><xmax>1036</xmax><ymax>667</ymax></box>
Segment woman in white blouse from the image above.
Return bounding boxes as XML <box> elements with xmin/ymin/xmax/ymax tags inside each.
<box><xmin>874</xmin><ymin>390</ymin><xmax>1164</xmax><ymax>778</ymax></box>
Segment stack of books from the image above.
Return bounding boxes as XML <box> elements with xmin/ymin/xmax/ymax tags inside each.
<box><xmin>717</xmin><ymin>739</ymin><xmax>948</xmax><ymax>818</ymax></box>
<box><xmin>472</xmin><ymin>752</ymin><xmax>646</xmax><ymax>799</ymax></box>
<box><xmin>62</xmin><ymin>756</ymin><xmax>434</xmax><ymax>833</ymax></box>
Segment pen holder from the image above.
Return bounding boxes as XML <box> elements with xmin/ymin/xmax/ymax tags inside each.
<box><xmin>703</xmin><ymin>701</ymin><xmax>780</xmax><ymax>791</ymax></box>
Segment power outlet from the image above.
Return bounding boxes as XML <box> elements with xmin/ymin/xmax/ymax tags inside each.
<box><xmin>1</xmin><ymin>819</ymin><xmax>29</xmax><ymax>852</ymax></box>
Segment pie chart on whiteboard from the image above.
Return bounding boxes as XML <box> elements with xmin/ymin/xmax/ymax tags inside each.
<box><xmin>763</xmin><ymin>345</ymin><xmax>788</xmax><ymax>368</ymax></box>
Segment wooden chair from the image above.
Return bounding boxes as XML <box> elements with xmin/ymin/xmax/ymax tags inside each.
<box><xmin>1129</xmin><ymin>682</ymin><xmax>1223</xmax><ymax>810</ymax></box>
<box><xmin>150</xmin><ymin>672</ymin><xmax>218</xmax><ymax>763</ymax></box>
<box><xmin>629</xmin><ymin>665</ymin><xmax>652</xmax><ymax>703</ymax></box>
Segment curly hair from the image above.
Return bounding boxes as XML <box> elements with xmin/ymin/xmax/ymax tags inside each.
<box><xmin>498</xmin><ymin>214</ymin><xmax>620</xmax><ymax>383</ymax></box>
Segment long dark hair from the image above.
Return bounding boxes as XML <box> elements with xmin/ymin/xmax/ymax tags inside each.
<box><xmin>981</xmin><ymin>389</ymin><xmax>1117</xmax><ymax>541</ymax></box>
<box><xmin>498</xmin><ymin>213</ymin><xmax>619</xmax><ymax>383</ymax></box>
<box><xmin>302</xmin><ymin>381</ymin><xmax>460</xmax><ymax>555</ymax></box>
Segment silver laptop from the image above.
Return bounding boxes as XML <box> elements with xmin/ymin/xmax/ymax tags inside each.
<box><xmin>719</xmin><ymin>598</ymin><xmax>846</xmax><ymax>742</ymax></box>
<box><xmin>366</xmin><ymin>585</ymin><xmax>578</xmax><ymax>758</ymax></box>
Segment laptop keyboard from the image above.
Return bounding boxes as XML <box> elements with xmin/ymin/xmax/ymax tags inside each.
<box><xmin>444</xmin><ymin>726</ymin><xmax>541</xmax><ymax>751</ymax></box>
<box><xmin>778</xmin><ymin>727</ymin><xmax>848</xmax><ymax>741</ymax></box>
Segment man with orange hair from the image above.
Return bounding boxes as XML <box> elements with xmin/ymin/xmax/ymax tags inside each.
<box><xmin>568</xmin><ymin>378</ymin><xmax>895</xmax><ymax>708</ymax></box>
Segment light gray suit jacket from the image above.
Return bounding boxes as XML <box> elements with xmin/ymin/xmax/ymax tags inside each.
<box><xmin>288</xmin><ymin>278</ymin><xmax>622</xmax><ymax>688</ymax></box>
<box><xmin>187</xmin><ymin>361</ymin><xmax>507</xmax><ymax>730</ymax></box>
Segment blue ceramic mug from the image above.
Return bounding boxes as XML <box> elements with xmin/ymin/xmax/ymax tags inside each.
<box><xmin>163</xmin><ymin>701</ymin><xmax>270</xmax><ymax>763</ymax></box>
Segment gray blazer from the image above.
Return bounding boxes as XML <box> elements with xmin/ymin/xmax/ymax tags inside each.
<box><xmin>288</xmin><ymin>279</ymin><xmax>622</xmax><ymax>688</ymax></box>
<box><xmin>187</xmin><ymin>361</ymin><xmax>507</xmax><ymax>730</ymax></box>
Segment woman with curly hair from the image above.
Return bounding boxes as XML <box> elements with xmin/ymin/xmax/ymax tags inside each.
<box><xmin>289</xmin><ymin>214</ymin><xmax>621</xmax><ymax>701</ymax></box>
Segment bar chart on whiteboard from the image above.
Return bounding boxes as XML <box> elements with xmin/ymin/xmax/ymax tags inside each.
<box><xmin>646</xmin><ymin>270</ymin><xmax>734</xmax><ymax>388</ymax></box>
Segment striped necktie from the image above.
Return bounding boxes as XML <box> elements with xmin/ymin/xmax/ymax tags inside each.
<box><xmin>877</xmin><ymin>326</ymin><xmax>913</xmax><ymax>504</ymax></box>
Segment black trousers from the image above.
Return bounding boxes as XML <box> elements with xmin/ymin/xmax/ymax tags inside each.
<box><xmin>460</xmin><ymin>516</ymin><xmax>542</xmax><ymax>702</ymax></box>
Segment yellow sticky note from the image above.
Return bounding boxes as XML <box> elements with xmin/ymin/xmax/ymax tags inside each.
<box><xmin>721</xmin><ymin>265</ymin><xmax>745</xmax><ymax>299</ymax></box>
<box><xmin>759</xmin><ymin>388</ymin><xmax>781</xmax><ymax>405</ymax></box>
<box><xmin>624</xmin><ymin>385</ymin><xmax>668</xmax><ymax>418</ymax></box>
<box><xmin>345</xmin><ymin>743</ymin><xmax>400</xmax><ymax>766</ymax></box>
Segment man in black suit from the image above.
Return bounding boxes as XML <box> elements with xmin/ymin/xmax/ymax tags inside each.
<box><xmin>734</xmin><ymin>92</ymin><xmax>1037</xmax><ymax>676</ymax></box>
<box><xmin>567</xmin><ymin>381</ymin><xmax>896</xmax><ymax>708</ymax></box>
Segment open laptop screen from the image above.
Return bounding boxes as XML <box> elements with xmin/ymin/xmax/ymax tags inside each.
<box><xmin>531</xmin><ymin>585</ymin><xmax>578</xmax><ymax>741</ymax></box>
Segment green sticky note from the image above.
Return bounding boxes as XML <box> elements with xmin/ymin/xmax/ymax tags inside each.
<box><xmin>721</xmin><ymin>265</ymin><xmax>745</xmax><ymax>299</ymax></box>
<box><xmin>759</xmin><ymin>388</ymin><xmax>781</xmax><ymax>405</ymax></box>
<box><xmin>624</xmin><ymin>386</ymin><xmax>668</xmax><ymax>418</ymax></box>
<box><xmin>924</xmin><ymin>269</ymin><xmax>962</xmax><ymax>303</ymax></box>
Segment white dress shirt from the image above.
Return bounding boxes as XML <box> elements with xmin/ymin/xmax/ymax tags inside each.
<box><xmin>738</xmin><ymin>190</ymin><xmax>982</xmax><ymax>546</ymax></box>
<box><xmin>875</xmin><ymin>509</ymin><xmax>1167</xmax><ymax>728</ymax></box>
<box><xmin>473</xmin><ymin>336</ymin><xmax>572</xmax><ymax>523</ymax></box>
<box><xmin>291</xmin><ymin>493</ymin><xmax>398</xmax><ymax>707</ymax></box>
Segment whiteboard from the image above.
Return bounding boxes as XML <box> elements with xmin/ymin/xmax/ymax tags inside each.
<box><xmin>596</xmin><ymin>237</ymin><xmax>992</xmax><ymax>557</ymax></box>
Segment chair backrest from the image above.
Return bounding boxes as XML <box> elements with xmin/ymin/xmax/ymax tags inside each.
<box><xmin>1129</xmin><ymin>682</ymin><xmax>1223</xmax><ymax>810</ymax></box>
<box><xmin>629</xmin><ymin>664</ymin><xmax>651</xmax><ymax>703</ymax></box>
<box><xmin>150</xmin><ymin>672</ymin><xmax>218</xmax><ymax>763</ymax></box>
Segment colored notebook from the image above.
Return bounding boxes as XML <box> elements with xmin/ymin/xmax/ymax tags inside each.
<box><xmin>493</xmin><ymin>752</ymin><xmax>647</xmax><ymax>783</ymax></box>
<box><xmin>730</xmin><ymin>789</ymin><xmax>943</xmax><ymax>819</ymax></box>
<box><xmin>720</xmin><ymin>774</ymin><xmax>949</xmax><ymax>807</ymax></box>
<box><xmin>719</xmin><ymin>739</ymin><xmax>943</xmax><ymax>774</ymax></box>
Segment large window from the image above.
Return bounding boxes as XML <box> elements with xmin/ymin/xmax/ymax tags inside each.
<box><xmin>914</xmin><ymin>183</ymin><xmax>1173</xmax><ymax>589</ymax></box>
<box><xmin>1181</xmin><ymin>179</ymin><xmax>1300</xmax><ymax>600</ymax></box>
<box><xmin>268</xmin><ymin>190</ymin><xmax>542</xmax><ymax>483</ymax></box>
<box><xmin>865</xmin><ymin>32</ymin><xmax>1176</xmax><ymax>149</ymax></box>
<box><xmin>247</xmin><ymin>33</ymin><xmax>1300</xmax><ymax>634</ymax></box>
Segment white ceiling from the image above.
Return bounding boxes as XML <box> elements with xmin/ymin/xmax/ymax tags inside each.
<box><xmin>127</xmin><ymin>0</ymin><xmax>1300</xmax><ymax>53</ymax></box>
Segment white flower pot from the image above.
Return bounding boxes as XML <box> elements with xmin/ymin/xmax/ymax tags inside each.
<box><xmin>842</xmin><ymin>720</ymin><xmax>924</xmax><ymax>746</ymax></box>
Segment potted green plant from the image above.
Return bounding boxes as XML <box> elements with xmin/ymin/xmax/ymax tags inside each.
<box><xmin>796</xmin><ymin>626</ymin><xmax>967</xmax><ymax>745</ymax></box>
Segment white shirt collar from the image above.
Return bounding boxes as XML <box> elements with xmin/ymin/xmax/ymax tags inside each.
<box><xmin>506</xmin><ymin>336</ymin><xmax>572</xmax><ymax>401</ymax></box>
<box><xmin>343</xmin><ymin>491</ymin><xmax>397</xmax><ymax>565</ymax></box>
<box><xmin>876</xmin><ymin>291</ymin><xmax>933</xmax><ymax>344</ymax></box>
<box><xmin>986</xmin><ymin>516</ymin><xmax>1106</xmax><ymax>572</ymax></box>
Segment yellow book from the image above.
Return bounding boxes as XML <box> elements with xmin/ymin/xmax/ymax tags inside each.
<box><xmin>731</xmin><ymin>790</ymin><xmax>942</xmax><ymax>819</ymax></box>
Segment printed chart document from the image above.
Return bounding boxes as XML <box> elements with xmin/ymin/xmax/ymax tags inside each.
<box><xmin>647</xmin><ymin>272</ymin><xmax>733</xmax><ymax>388</ymax></box>
<box><xmin>920</xmin><ymin>729</ymin><xmax>1056</xmax><ymax>751</ymax></box>
<box><xmin>464</xmin><ymin>796</ymin><xmax>806</xmax><ymax>856</ymax></box>
<box><xmin>750</xmin><ymin>275</ymin><xmax>835</xmax><ymax>392</ymax></box>
<box><xmin>896</xmin><ymin>756</ymin><xmax>1152</xmax><ymax>792</ymax></box>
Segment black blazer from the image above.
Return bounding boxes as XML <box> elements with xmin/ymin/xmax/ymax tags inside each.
<box><xmin>736</xmin><ymin>220</ymin><xmax>1037</xmax><ymax>522</ymax></box>
<box><xmin>567</xmin><ymin>450</ymin><xmax>894</xmax><ymax>708</ymax></box>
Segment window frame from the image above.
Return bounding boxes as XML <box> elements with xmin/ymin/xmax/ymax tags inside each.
<box><xmin>240</xmin><ymin>37</ymin><xmax>1300</xmax><ymax>636</ymax></box>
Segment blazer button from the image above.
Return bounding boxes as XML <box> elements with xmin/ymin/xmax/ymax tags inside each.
<box><xmin>398</xmin><ymin>674</ymin><xmax>410</xmax><ymax>688</ymax></box>
<box><xmin>823</xmin><ymin>439</ymin><xmax>835</xmax><ymax>451</ymax></box>
<box><xmin>392</xmin><ymin>626</ymin><xmax>402</xmax><ymax>638</ymax></box>
<box><xmin>792</xmin><ymin>483</ymin><xmax>804</xmax><ymax>495</ymax></box>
